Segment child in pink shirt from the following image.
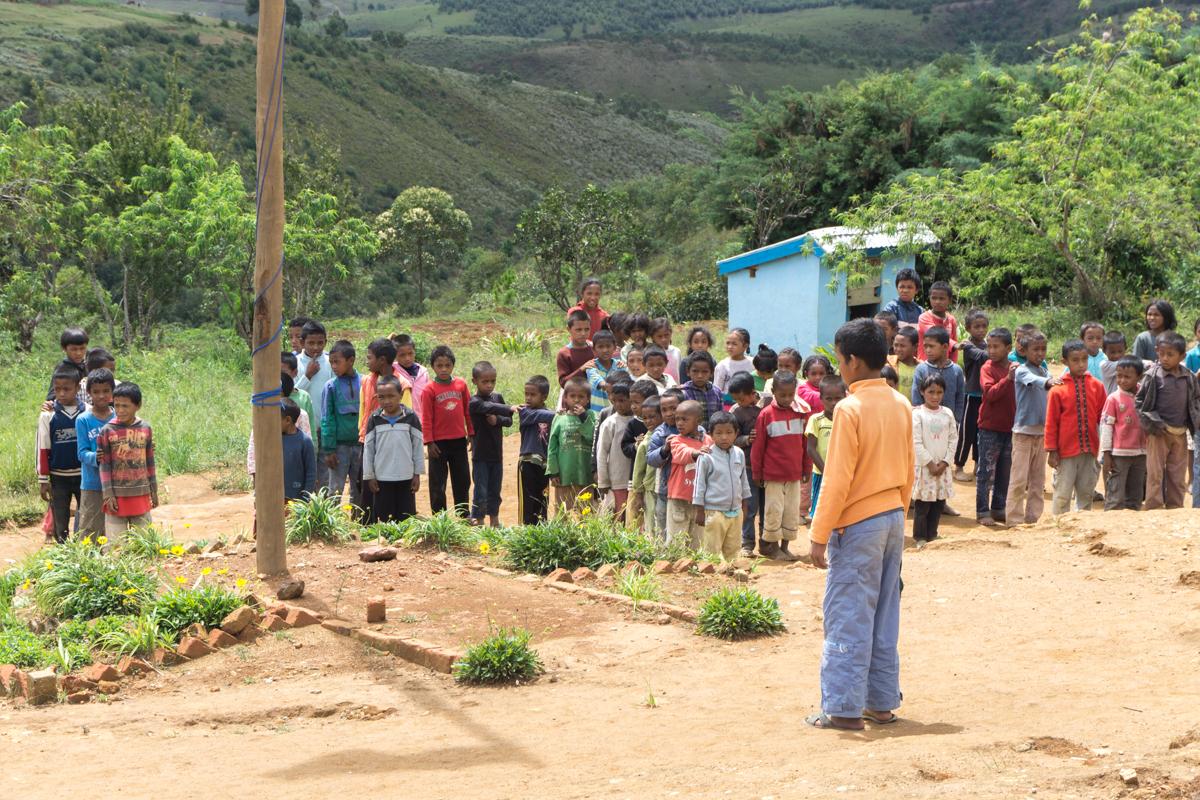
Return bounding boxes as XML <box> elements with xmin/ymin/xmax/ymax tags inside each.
<box><xmin>1100</xmin><ymin>355</ymin><xmax>1148</xmax><ymax>511</ymax></box>
<box><xmin>798</xmin><ymin>354</ymin><xmax>832</xmax><ymax>414</ymax></box>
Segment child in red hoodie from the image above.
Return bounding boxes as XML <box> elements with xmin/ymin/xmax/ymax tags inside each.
<box><xmin>666</xmin><ymin>400</ymin><xmax>712</xmax><ymax>549</ymax></box>
<box><xmin>750</xmin><ymin>369</ymin><xmax>811</xmax><ymax>561</ymax></box>
<box><xmin>1046</xmin><ymin>339</ymin><xmax>1107</xmax><ymax>514</ymax></box>
<box><xmin>420</xmin><ymin>345</ymin><xmax>474</xmax><ymax>517</ymax></box>
<box><xmin>976</xmin><ymin>327</ymin><xmax>1016</xmax><ymax>526</ymax></box>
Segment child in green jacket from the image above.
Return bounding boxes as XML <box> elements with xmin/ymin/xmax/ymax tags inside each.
<box><xmin>546</xmin><ymin>376</ymin><xmax>597</xmax><ymax>512</ymax></box>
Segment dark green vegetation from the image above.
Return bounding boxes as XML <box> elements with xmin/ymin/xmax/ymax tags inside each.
<box><xmin>452</xmin><ymin>627</ymin><xmax>545</xmax><ymax>684</ymax></box>
<box><xmin>696</xmin><ymin>587</ymin><xmax>786</xmax><ymax>640</ymax></box>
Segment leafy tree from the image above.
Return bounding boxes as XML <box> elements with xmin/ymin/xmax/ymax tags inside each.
<box><xmin>245</xmin><ymin>0</ymin><xmax>258</xmax><ymax>16</ymax></box>
<box><xmin>285</xmin><ymin>0</ymin><xmax>304</xmax><ymax>27</ymax></box>
<box><xmin>515</xmin><ymin>183</ymin><xmax>642</xmax><ymax>311</ymax></box>
<box><xmin>324</xmin><ymin>13</ymin><xmax>348</xmax><ymax>38</ymax></box>
<box><xmin>833</xmin><ymin>7</ymin><xmax>1200</xmax><ymax>311</ymax></box>
<box><xmin>376</xmin><ymin>187</ymin><xmax>472</xmax><ymax>305</ymax></box>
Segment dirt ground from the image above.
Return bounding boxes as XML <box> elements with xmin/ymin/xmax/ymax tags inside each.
<box><xmin>3</xmin><ymin>463</ymin><xmax>1200</xmax><ymax>799</ymax></box>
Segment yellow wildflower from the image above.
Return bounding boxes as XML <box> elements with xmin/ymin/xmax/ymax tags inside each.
<box><xmin>159</xmin><ymin>549</ymin><xmax>168</xmax><ymax>555</ymax></box>
<box><xmin>97</xmin><ymin>536</ymin><xmax>107</xmax><ymax>545</ymax></box>
<box><xmin>176</xmin><ymin>576</ymin><xmax>186</xmax><ymax>584</ymax></box>
<box><xmin>342</xmin><ymin>504</ymin><xmax>354</xmax><ymax>512</ymax></box>
<box><xmin>578</xmin><ymin>492</ymin><xmax>593</xmax><ymax>501</ymax></box>
<box><xmin>171</xmin><ymin>546</ymin><xmax>184</xmax><ymax>556</ymax></box>
<box><xmin>218</xmin><ymin>568</ymin><xmax>228</xmax><ymax>575</ymax></box>
<box><xmin>45</xmin><ymin>560</ymin><xmax>52</xmax><ymax>569</ymax></box>
<box><xmin>184</xmin><ymin>523</ymin><xmax>192</xmax><ymax>528</ymax></box>
<box><xmin>81</xmin><ymin>536</ymin><xmax>92</xmax><ymax>546</ymax></box>
<box><xmin>580</xmin><ymin>508</ymin><xmax>592</xmax><ymax>516</ymax></box>
<box><xmin>201</xmin><ymin>567</ymin><xmax>212</xmax><ymax>575</ymax></box>
<box><xmin>478</xmin><ymin>542</ymin><xmax>490</xmax><ymax>554</ymax></box>
<box><xmin>81</xmin><ymin>577</ymin><xmax>89</xmax><ymax>583</ymax></box>
<box><xmin>236</xmin><ymin>578</ymin><xmax>247</xmax><ymax>588</ymax></box>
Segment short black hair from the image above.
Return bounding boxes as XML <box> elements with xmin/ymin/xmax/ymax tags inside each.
<box><xmin>609</xmin><ymin>382</ymin><xmax>631</xmax><ymax>398</ymax></box>
<box><xmin>1102</xmin><ymin>330</ymin><xmax>1127</xmax><ymax>350</ymax></box>
<box><xmin>624</xmin><ymin>344</ymin><xmax>645</xmax><ymax>359</ymax></box>
<box><xmin>624</xmin><ymin>313</ymin><xmax>651</xmax><ymax>336</ymax></box>
<box><xmin>661</xmin><ymin>387</ymin><xmax>686</xmax><ymax>402</ymax></box>
<box><xmin>819</xmin><ymin>374</ymin><xmax>847</xmax><ymax>396</ymax></box>
<box><xmin>281</xmin><ymin>351</ymin><xmax>298</xmax><ymax>372</ymax></box>
<box><xmin>52</xmin><ymin>365</ymin><xmax>82</xmax><ymax>385</ymax></box>
<box><xmin>430</xmin><ymin>344</ymin><xmax>455</xmax><ymax>366</ymax></box>
<box><xmin>113</xmin><ymin>382</ymin><xmax>142</xmax><ymax>406</ymax></box>
<box><xmin>391</xmin><ymin>333</ymin><xmax>415</xmax><ymax>350</ymax></box>
<box><xmin>1080</xmin><ymin>321</ymin><xmax>1104</xmax><ymax>338</ymax></box>
<box><xmin>525</xmin><ymin>375</ymin><xmax>551</xmax><ymax>396</ymax></box>
<box><xmin>683</xmin><ymin>350</ymin><xmax>716</xmax><ymax>377</ymax></box>
<box><xmin>86</xmin><ymin>367</ymin><xmax>115</xmax><ymax>391</ymax></box>
<box><xmin>708</xmin><ymin>410</ymin><xmax>736</xmax><ymax>431</ymax></box>
<box><xmin>288</xmin><ymin>316</ymin><xmax>311</xmax><ymax>331</ymax></box>
<box><xmin>1021</xmin><ymin>330</ymin><xmax>1047</xmax><ymax>348</ymax></box>
<box><xmin>472</xmin><ymin>360</ymin><xmax>496</xmax><ymax>380</ymax></box>
<box><xmin>60</xmin><ymin>326</ymin><xmax>88</xmax><ymax>348</ymax></box>
<box><xmin>280</xmin><ymin>371</ymin><xmax>295</xmax><ymax>397</ymax></box>
<box><xmin>834</xmin><ymin>318</ymin><xmax>888</xmax><ymax>371</ymax></box>
<box><xmin>728</xmin><ymin>372</ymin><xmax>756</xmax><ymax>396</ymax></box>
<box><xmin>592</xmin><ymin>330</ymin><xmax>615</xmax><ymax>346</ymax></box>
<box><xmin>919</xmin><ymin>372</ymin><xmax>947</xmax><ymax>393</ymax></box>
<box><xmin>778</xmin><ymin>347</ymin><xmax>802</xmax><ymax>365</ymax></box>
<box><xmin>376</xmin><ymin>374</ymin><xmax>403</xmax><ymax>394</ymax></box>
<box><xmin>609</xmin><ymin>367</ymin><xmax>633</xmax><ymax>383</ymax></box>
<box><xmin>684</xmin><ymin>325</ymin><xmax>713</xmax><ymax>353</ymax></box>
<box><xmin>987</xmin><ymin>327</ymin><xmax>1013</xmax><ymax>347</ymax></box>
<box><xmin>1146</xmin><ymin>298</ymin><xmax>1176</xmax><ymax>332</ymax></box>
<box><xmin>894</xmin><ymin>268</ymin><xmax>921</xmax><ymax>290</ymax></box>
<box><xmin>368</xmin><ymin>337</ymin><xmax>397</xmax><ymax>364</ymax></box>
<box><xmin>928</xmin><ymin>280</ymin><xmax>953</xmax><ymax>299</ymax></box>
<box><xmin>772</xmin><ymin>369</ymin><xmax>798</xmax><ymax>388</ymax></box>
<box><xmin>752</xmin><ymin>344</ymin><xmax>777</xmax><ymax>373</ymax></box>
<box><xmin>895</xmin><ymin>326</ymin><xmax>919</xmax><ymax>347</ymax></box>
<box><xmin>301</xmin><ymin>320</ymin><xmax>327</xmax><ymax>342</ymax></box>
<box><xmin>86</xmin><ymin>348</ymin><xmax>114</xmax><ymax>373</ymax></box>
<box><xmin>1116</xmin><ymin>354</ymin><xmax>1145</xmax><ymax>377</ymax></box>
<box><xmin>801</xmin><ymin>354</ymin><xmax>832</xmax><ymax>378</ymax></box>
<box><xmin>873</xmin><ymin>310</ymin><xmax>898</xmax><ymax>328</ymax></box>
<box><xmin>329</xmin><ymin>339</ymin><xmax>355</xmax><ymax>360</ymax></box>
<box><xmin>578</xmin><ymin>277</ymin><xmax>602</xmax><ymax>295</ymax></box>
<box><xmin>281</xmin><ymin>397</ymin><xmax>301</xmax><ymax>423</ymax></box>
<box><xmin>604</xmin><ymin>312</ymin><xmax>627</xmax><ymax>336</ymax></box>
<box><xmin>1157</xmin><ymin>330</ymin><xmax>1187</xmax><ymax>355</ymax></box>
<box><xmin>642</xmin><ymin>344</ymin><xmax>668</xmax><ymax>365</ymax></box>
<box><xmin>1061</xmin><ymin>338</ymin><xmax>1088</xmax><ymax>360</ymax></box>
<box><xmin>880</xmin><ymin>364</ymin><xmax>898</xmax><ymax>383</ymax></box>
<box><xmin>965</xmin><ymin>308</ymin><xmax>989</xmax><ymax>329</ymax></box>
<box><xmin>641</xmin><ymin>394</ymin><xmax>662</xmax><ymax>414</ymax></box>
<box><xmin>630</xmin><ymin>378</ymin><xmax>659</xmax><ymax>398</ymax></box>
<box><xmin>566</xmin><ymin>309</ymin><xmax>590</xmax><ymax>328</ymax></box>
<box><xmin>924</xmin><ymin>325</ymin><xmax>950</xmax><ymax>347</ymax></box>
<box><xmin>564</xmin><ymin>375</ymin><xmax>590</xmax><ymax>394</ymax></box>
<box><xmin>648</xmin><ymin>317</ymin><xmax>672</xmax><ymax>337</ymax></box>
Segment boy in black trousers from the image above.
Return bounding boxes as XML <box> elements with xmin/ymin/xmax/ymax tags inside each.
<box><xmin>516</xmin><ymin>375</ymin><xmax>556</xmax><ymax>524</ymax></box>
<box><xmin>468</xmin><ymin>361</ymin><xmax>513</xmax><ymax>527</ymax></box>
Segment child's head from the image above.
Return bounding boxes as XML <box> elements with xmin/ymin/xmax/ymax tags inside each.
<box><xmin>60</xmin><ymin>326</ymin><xmax>88</xmax><ymax>364</ymax></box>
<box><xmin>928</xmin><ymin>281</ymin><xmax>952</xmax><ymax>315</ymax></box>
<box><xmin>328</xmin><ymin>340</ymin><xmax>356</xmax><ymax>377</ymax></box>
<box><xmin>685</xmin><ymin>325</ymin><xmax>713</xmax><ymax>355</ymax></box>
<box><xmin>674</xmin><ymin>399</ymin><xmax>703</xmax><ymax>436</ymax></box>
<box><xmin>1061</xmin><ymin>339</ymin><xmax>1091</xmax><ymax>377</ymax></box>
<box><xmin>643</xmin><ymin>345</ymin><xmax>668</xmax><ymax>380</ymax></box>
<box><xmin>893</xmin><ymin>327</ymin><xmax>919</xmax><ymax>362</ymax></box>
<box><xmin>566</xmin><ymin>309</ymin><xmax>591</xmax><ymax>346</ymax></box>
<box><xmin>1023</xmin><ymin>331</ymin><xmax>1048</xmax><ymax>367</ymax></box>
<box><xmin>301</xmin><ymin>320</ymin><xmax>327</xmax><ymax>358</ymax></box>
<box><xmin>986</xmin><ymin>327</ymin><xmax>1013</xmax><ymax>362</ymax></box>
<box><xmin>524</xmin><ymin>375</ymin><xmax>551</xmax><ymax>408</ymax></box>
<box><xmin>726</xmin><ymin>328</ymin><xmax>750</xmax><ymax>360</ymax></box>
<box><xmin>922</xmin><ymin>325</ymin><xmax>951</xmax><ymax>363</ymax></box>
<box><xmin>280</xmin><ymin>397</ymin><xmax>301</xmax><ymax>433</ymax></box>
<box><xmin>708</xmin><ymin>410</ymin><xmax>738</xmax><ymax>451</ymax></box>
<box><xmin>728</xmin><ymin>372</ymin><xmax>758</xmax><ymax>408</ymax></box>
<box><xmin>801</xmin><ymin>354</ymin><xmax>832</xmax><ymax>385</ymax></box>
<box><xmin>112</xmin><ymin>382</ymin><xmax>142</xmax><ymax>425</ymax></box>
<box><xmin>684</xmin><ymin>350</ymin><xmax>716</xmax><ymax>387</ymax></box>
<box><xmin>1145</xmin><ymin>298</ymin><xmax>1175</xmax><ymax>333</ymax></box>
<box><xmin>578</xmin><ymin>277</ymin><xmax>602</xmax><ymax>309</ymax></box>
<box><xmin>609</xmin><ymin>381</ymin><xmax>632</xmax><ymax>416</ymax></box>
<box><xmin>771</xmin><ymin>369</ymin><xmax>798</xmax><ymax>409</ymax></box>
<box><xmin>1013</xmin><ymin>323</ymin><xmax>1038</xmax><ymax>357</ymax></box>
<box><xmin>86</xmin><ymin>368</ymin><xmax>115</xmax><ymax>413</ymax></box>
<box><xmin>1115</xmin><ymin>355</ymin><xmax>1144</xmax><ymax>393</ymax></box>
<box><xmin>376</xmin><ymin>374</ymin><xmax>404</xmax><ymax>415</ymax></box>
<box><xmin>752</xmin><ymin>344</ymin><xmax>778</xmax><ymax>377</ymax></box>
<box><xmin>819</xmin><ymin>374</ymin><xmax>847</xmax><ymax>417</ymax></box>
<box><xmin>563</xmin><ymin>375</ymin><xmax>591</xmax><ymax>409</ymax></box>
<box><xmin>606</xmin><ymin>368</ymin><xmax>631</xmax><ymax>386</ymax></box>
<box><xmin>288</xmin><ymin>316</ymin><xmax>311</xmax><ymax>354</ymax></box>
<box><xmin>592</xmin><ymin>330</ymin><xmax>617</xmax><ymax>362</ymax></box>
<box><xmin>965</xmin><ymin>308</ymin><xmax>990</xmax><ymax>342</ymax></box>
<box><xmin>630</xmin><ymin>378</ymin><xmax>659</xmax><ymax>411</ymax></box>
<box><xmin>777</xmin><ymin>347</ymin><xmax>801</xmax><ymax>376</ymax></box>
<box><xmin>366</xmin><ymin>337</ymin><xmax>397</xmax><ymax>376</ymax></box>
<box><xmin>625</xmin><ymin>346</ymin><xmax>645</xmax><ymax>377</ymax></box>
<box><xmin>605</xmin><ymin>313</ymin><xmax>628</xmax><ymax>344</ymax></box>
<box><xmin>430</xmin><ymin>345</ymin><xmax>456</xmax><ymax>381</ymax></box>
<box><xmin>919</xmin><ymin>372</ymin><xmax>946</xmax><ymax>408</ymax></box>
<box><xmin>280</xmin><ymin>371</ymin><xmax>295</xmax><ymax>398</ymax></box>
<box><xmin>281</xmin><ymin>351</ymin><xmax>299</xmax><ymax>377</ymax></box>
<box><xmin>1156</xmin><ymin>331</ymin><xmax>1188</xmax><ymax>369</ymax></box>
<box><xmin>833</xmin><ymin>318</ymin><xmax>889</xmax><ymax>385</ymax></box>
<box><xmin>660</xmin><ymin>388</ymin><xmax>684</xmax><ymax>426</ymax></box>
<box><xmin>641</xmin><ymin>395</ymin><xmax>663</xmax><ymax>430</ymax></box>
<box><xmin>392</xmin><ymin>333</ymin><xmax>417</xmax><ymax>367</ymax></box>
<box><xmin>873</xmin><ymin>311</ymin><xmax>898</xmax><ymax>344</ymax></box>
<box><xmin>880</xmin><ymin>364</ymin><xmax>898</xmax><ymax>390</ymax></box>
<box><xmin>51</xmin><ymin>365</ymin><xmax>81</xmax><ymax>406</ymax></box>
<box><xmin>1080</xmin><ymin>321</ymin><xmax>1104</xmax><ymax>356</ymax></box>
<box><xmin>471</xmin><ymin>360</ymin><xmax>497</xmax><ymax>395</ymax></box>
<box><xmin>894</xmin><ymin>268</ymin><xmax>921</xmax><ymax>302</ymax></box>
<box><xmin>649</xmin><ymin>317</ymin><xmax>672</xmax><ymax>348</ymax></box>
<box><xmin>624</xmin><ymin>313</ymin><xmax>650</xmax><ymax>345</ymax></box>
<box><xmin>1194</xmin><ymin>316</ymin><xmax>1200</xmax><ymax>342</ymax></box>
<box><xmin>86</xmin><ymin>347</ymin><xmax>114</xmax><ymax>375</ymax></box>
<box><xmin>1102</xmin><ymin>330</ymin><xmax>1127</xmax><ymax>362</ymax></box>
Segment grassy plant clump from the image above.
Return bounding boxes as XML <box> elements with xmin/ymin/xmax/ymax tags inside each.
<box><xmin>25</xmin><ymin>539</ymin><xmax>157</xmax><ymax>620</ymax></box>
<box><xmin>481</xmin><ymin>330</ymin><xmax>542</xmax><ymax>356</ymax></box>
<box><xmin>503</xmin><ymin>512</ymin><xmax>690</xmax><ymax>574</ymax></box>
<box><xmin>122</xmin><ymin>523</ymin><xmax>177</xmax><ymax>560</ymax></box>
<box><xmin>285</xmin><ymin>490</ymin><xmax>358</xmax><ymax>544</ymax></box>
<box><xmin>97</xmin><ymin>615</ymin><xmax>173</xmax><ymax>657</ymax></box>
<box><xmin>209</xmin><ymin>463</ymin><xmax>254</xmax><ymax>494</ymax></box>
<box><xmin>391</xmin><ymin>510</ymin><xmax>482</xmax><ymax>551</ymax></box>
<box><xmin>616</xmin><ymin>570</ymin><xmax>664</xmax><ymax>603</ymax></box>
<box><xmin>453</xmin><ymin>627</ymin><xmax>545</xmax><ymax>685</ymax></box>
<box><xmin>149</xmin><ymin>583</ymin><xmax>242</xmax><ymax>638</ymax></box>
<box><xmin>696</xmin><ymin>587</ymin><xmax>786</xmax><ymax>641</ymax></box>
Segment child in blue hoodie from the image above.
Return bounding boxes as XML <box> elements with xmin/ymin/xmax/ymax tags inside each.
<box><xmin>76</xmin><ymin>368</ymin><xmax>117</xmax><ymax>538</ymax></box>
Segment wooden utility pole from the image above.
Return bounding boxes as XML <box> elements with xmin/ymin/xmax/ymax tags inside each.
<box><xmin>253</xmin><ymin>0</ymin><xmax>287</xmax><ymax>576</ymax></box>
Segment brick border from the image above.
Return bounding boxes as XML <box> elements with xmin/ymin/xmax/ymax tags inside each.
<box><xmin>316</xmin><ymin>619</ymin><xmax>462</xmax><ymax>674</ymax></box>
<box><xmin>541</xmin><ymin>580</ymin><xmax>698</xmax><ymax>624</ymax></box>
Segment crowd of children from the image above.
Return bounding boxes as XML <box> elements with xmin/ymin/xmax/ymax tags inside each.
<box><xmin>34</xmin><ymin>272</ymin><xmax>1200</xmax><ymax>559</ymax></box>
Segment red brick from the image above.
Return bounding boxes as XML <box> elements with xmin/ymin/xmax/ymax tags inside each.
<box><xmin>0</xmin><ymin>664</ymin><xmax>17</xmax><ymax>697</ymax></box>
<box><xmin>320</xmin><ymin>619</ymin><xmax>357</xmax><ymax>636</ymax></box>
<box><xmin>651</xmin><ymin>560</ymin><xmax>674</xmax><ymax>575</ymax></box>
<box><xmin>285</xmin><ymin>607</ymin><xmax>320</xmax><ymax>628</ymax></box>
<box><xmin>86</xmin><ymin>663</ymin><xmax>120</xmax><ymax>683</ymax></box>
<box><xmin>259</xmin><ymin>614</ymin><xmax>287</xmax><ymax>632</ymax></box>
<box><xmin>264</xmin><ymin>602</ymin><xmax>288</xmax><ymax>617</ymax></box>
<box><xmin>152</xmin><ymin>646</ymin><xmax>186</xmax><ymax>666</ymax></box>
<box><xmin>236</xmin><ymin>625</ymin><xmax>261</xmax><ymax>643</ymax></box>
<box><xmin>10</xmin><ymin>669</ymin><xmax>30</xmax><ymax>698</ymax></box>
<box><xmin>97</xmin><ymin>680</ymin><xmax>120</xmax><ymax>695</ymax></box>
<box><xmin>544</xmin><ymin>568</ymin><xmax>573</xmax><ymax>585</ymax></box>
<box><xmin>220</xmin><ymin>606</ymin><xmax>260</xmax><ymax>636</ymax></box>
<box><xmin>183</xmin><ymin>623</ymin><xmax>207</xmax><ymax>640</ymax></box>
<box><xmin>177</xmin><ymin>636</ymin><xmax>217</xmax><ymax>659</ymax></box>
<box><xmin>366</xmin><ymin>597</ymin><xmax>386</xmax><ymax>624</ymax></box>
<box><xmin>207</xmin><ymin>628</ymin><xmax>239</xmax><ymax>648</ymax></box>
<box><xmin>697</xmin><ymin>562</ymin><xmax>716</xmax><ymax>574</ymax></box>
<box><xmin>350</xmin><ymin>629</ymin><xmax>460</xmax><ymax>674</ymax></box>
<box><xmin>67</xmin><ymin>691</ymin><xmax>93</xmax><ymax>704</ymax></box>
<box><xmin>595</xmin><ymin>564</ymin><xmax>619</xmax><ymax>578</ymax></box>
<box><xmin>571</xmin><ymin>567</ymin><xmax>596</xmax><ymax>581</ymax></box>
<box><xmin>117</xmin><ymin>657</ymin><xmax>155</xmax><ymax>676</ymax></box>
<box><xmin>60</xmin><ymin>675</ymin><xmax>98</xmax><ymax>693</ymax></box>
<box><xmin>621</xmin><ymin>561</ymin><xmax>647</xmax><ymax>576</ymax></box>
<box><xmin>243</xmin><ymin>593</ymin><xmax>264</xmax><ymax>609</ymax></box>
<box><xmin>715</xmin><ymin>562</ymin><xmax>734</xmax><ymax>576</ymax></box>
<box><xmin>672</xmin><ymin>557</ymin><xmax>696</xmax><ymax>573</ymax></box>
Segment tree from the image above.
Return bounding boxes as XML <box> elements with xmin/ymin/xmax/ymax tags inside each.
<box><xmin>562</xmin><ymin>22</ymin><xmax>573</xmax><ymax>39</ymax></box>
<box><xmin>515</xmin><ymin>183</ymin><xmax>642</xmax><ymax>311</ymax></box>
<box><xmin>723</xmin><ymin>153</ymin><xmax>818</xmax><ymax>249</ymax></box>
<box><xmin>285</xmin><ymin>0</ymin><xmax>303</xmax><ymax>27</ymax></box>
<box><xmin>245</xmin><ymin>0</ymin><xmax>258</xmax><ymax>16</ymax></box>
<box><xmin>324</xmin><ymin>13</ymin><xmax>347</xmax><ymax>38</ymax></box>
<box><xmin>375</xmin><ymin>187</ymin><xmax>472</xmax><ymax>306</ymax></box>
<box><xmin>832</xmin><ymin>7</ymin><xmax>1200</xmax><ymax>311</ymax></box>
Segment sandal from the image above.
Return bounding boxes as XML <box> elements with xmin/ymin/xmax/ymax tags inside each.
<box><xmin>864</xmin><ymin>711</ymin><xmax>900</xmax><ymax>724</ymax></box>
<box><xmin>804</xmin><ymin>712</ymin><xmax>861</xmax><ymax>731</ymax></box>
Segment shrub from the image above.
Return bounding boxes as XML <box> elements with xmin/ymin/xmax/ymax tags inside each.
<box><xmin>616</xmin><ymin>570</ymin><xmax>663</xmax><ymax>603</ymax></box>
<box><xmin>122</xmin><ymin>523</ymin><xmax>176</xmax><ymax>560</ymax></box>
<box><xmin>0</xmin><ymin>626</ymin><xmax>93</xmax><ymax>670</ymax></box>
<box><xmin>481</xmin><ymin>330</ymin><xmax>541</xmax><ymax>356</ymax></box>
<box><xmin>642</xmin><ymin>274</ymin><xmax>728</xmax><ymax>322</ymax></box>
<box><xmin>502</xmin><ymin>513</ymin><xmax>690</xmax><ymax>574</ymax></box>
<box><xmin>696</xmin><ymin>587</ymin><xmax>786</xmax><ymax>641</ymax></box>
<box><xmin>97</xmin><ymin>615</ymin><xmax>173</xmax><ymax>657</ymax></box>
<box><xmin>27</xmin><ymin>540</ymin><xmax>157</xmax><ymax>620</ymax></box>
<box><xmin>285</xmin><ymin>490</ymin><xmax>358</xmax><ymax>544</ymax></box>
<box><xmin>453</xmin><ymin>627</ymin><xmax>545</xmax><ymax>684</ymax></box>
<box><xmin>388</xmin><ymin>510</ymin><xmax>481</xmax><ymax>551</ymax></box>
<box><xmin>149</xmin><ymin>584</ymin><xmax>242</xmax><ymax>638</ymax></box>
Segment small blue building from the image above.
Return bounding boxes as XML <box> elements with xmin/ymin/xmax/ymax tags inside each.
<box><xmin>717</xmin><ymin>225</ymin><xmax>938</xmax><ymax>355</ymax></box>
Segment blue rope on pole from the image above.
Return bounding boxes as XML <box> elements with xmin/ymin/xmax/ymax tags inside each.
<box><xmin>251</xmin><ymin>17</ymin><xmax>287</xmax><ymax>407</ymax></box>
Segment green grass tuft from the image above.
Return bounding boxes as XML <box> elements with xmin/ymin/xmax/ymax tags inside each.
<box><xmin>453</xmin><ymin>627</ymin><xmax>545</xmax><ymax>684</ymax></box>
<box><xmin>616</xmin><ymin>570</ymin><xmax>664</xmax><ymax>603</ymax></box>
<box><xmin>388</xmin><ymin>510</ymin><xmax>482</xmax><ymax>551</ymax></box>
<box><xmin>25</xmin><ymin>539</ymin><xmax>158</xmax><ymax>620</ymax></box>
<box><xmin>696</xmin><ymin>587</ymin><xmax>786</xmax><ymax>640</ymax></box>
<box><xmin>502</xmin><ymin>512</ymin><xmax>691</xmax><ymax>574</ymax></box>
<box><xmin>149</xmin><ymin>583</ymin><xmax>242</xmax><ymax>640</ymax></box>
<box><xmin>122</xmin><ymin>523</ymin><xmax>177</xmax><ymax>561</ymax></box>
<box><xmin>285</xmin><ymin>490</ymin><xmax>359</xmax><ymax>544</ymax></box>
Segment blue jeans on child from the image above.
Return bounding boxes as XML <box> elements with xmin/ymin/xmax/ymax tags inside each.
<box><xmin>471</xmin><ymin>460</ymin><xmax>504</xmax><ymax>520</ymax></box>
<box><xmin>810</xmin><ymin>473</ymin><xmax>824</xmax><ymax>516</ymax></box>
<box><xmin>742</xmin><ymin>465</ymin><xmax>762</xmax><ymax>550</ymax></box>
<box><xmin>326</xmin><ymin>444</ymin><xmax>362</xmax><ymax>508</ymax></box>
<box><xmin>975</xmin><ymin>429</ymin><xmax>1012</xmax><ymax>518</ymax></box>
<box><xmin>1193</xmin><ymin>445</ymin><xmax>1200</xmax><ymax>509</ymax></box>
<box><xmin>820</xmin><ymin>508</ymin><xmax>904</xmax><ymax>719</ymax></box>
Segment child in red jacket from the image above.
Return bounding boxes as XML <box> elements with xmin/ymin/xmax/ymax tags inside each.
<box><xmin>1046</xmin><ymin>339</ymin><xmax>1107</xmax><ymax>515</ymax></box>
<box><xmin>749</xmin><ymin>369</ymin><xmax>811</xmax><ymax>561</ymax></box>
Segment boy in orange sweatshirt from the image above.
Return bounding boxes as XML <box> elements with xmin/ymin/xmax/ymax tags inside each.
<box><xmin>665</xmin><ymin>400</ymin><xmax>711</xmax><ymax>549</ymax></box>
<box><xmin>1046</xmin><ymin>339</ymin><xmax>1107</xmax><ymax>515</ymax></box>
<box><xmin>805</xmin><ymin>319</ymin><xmax>914</xmax><ymax>732</ymax></box>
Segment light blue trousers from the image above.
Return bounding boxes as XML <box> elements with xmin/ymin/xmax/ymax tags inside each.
<box><xmin>820</xmin><ymin>508</ymin><xmax>904</xmax><ymax>718</ymax></box>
